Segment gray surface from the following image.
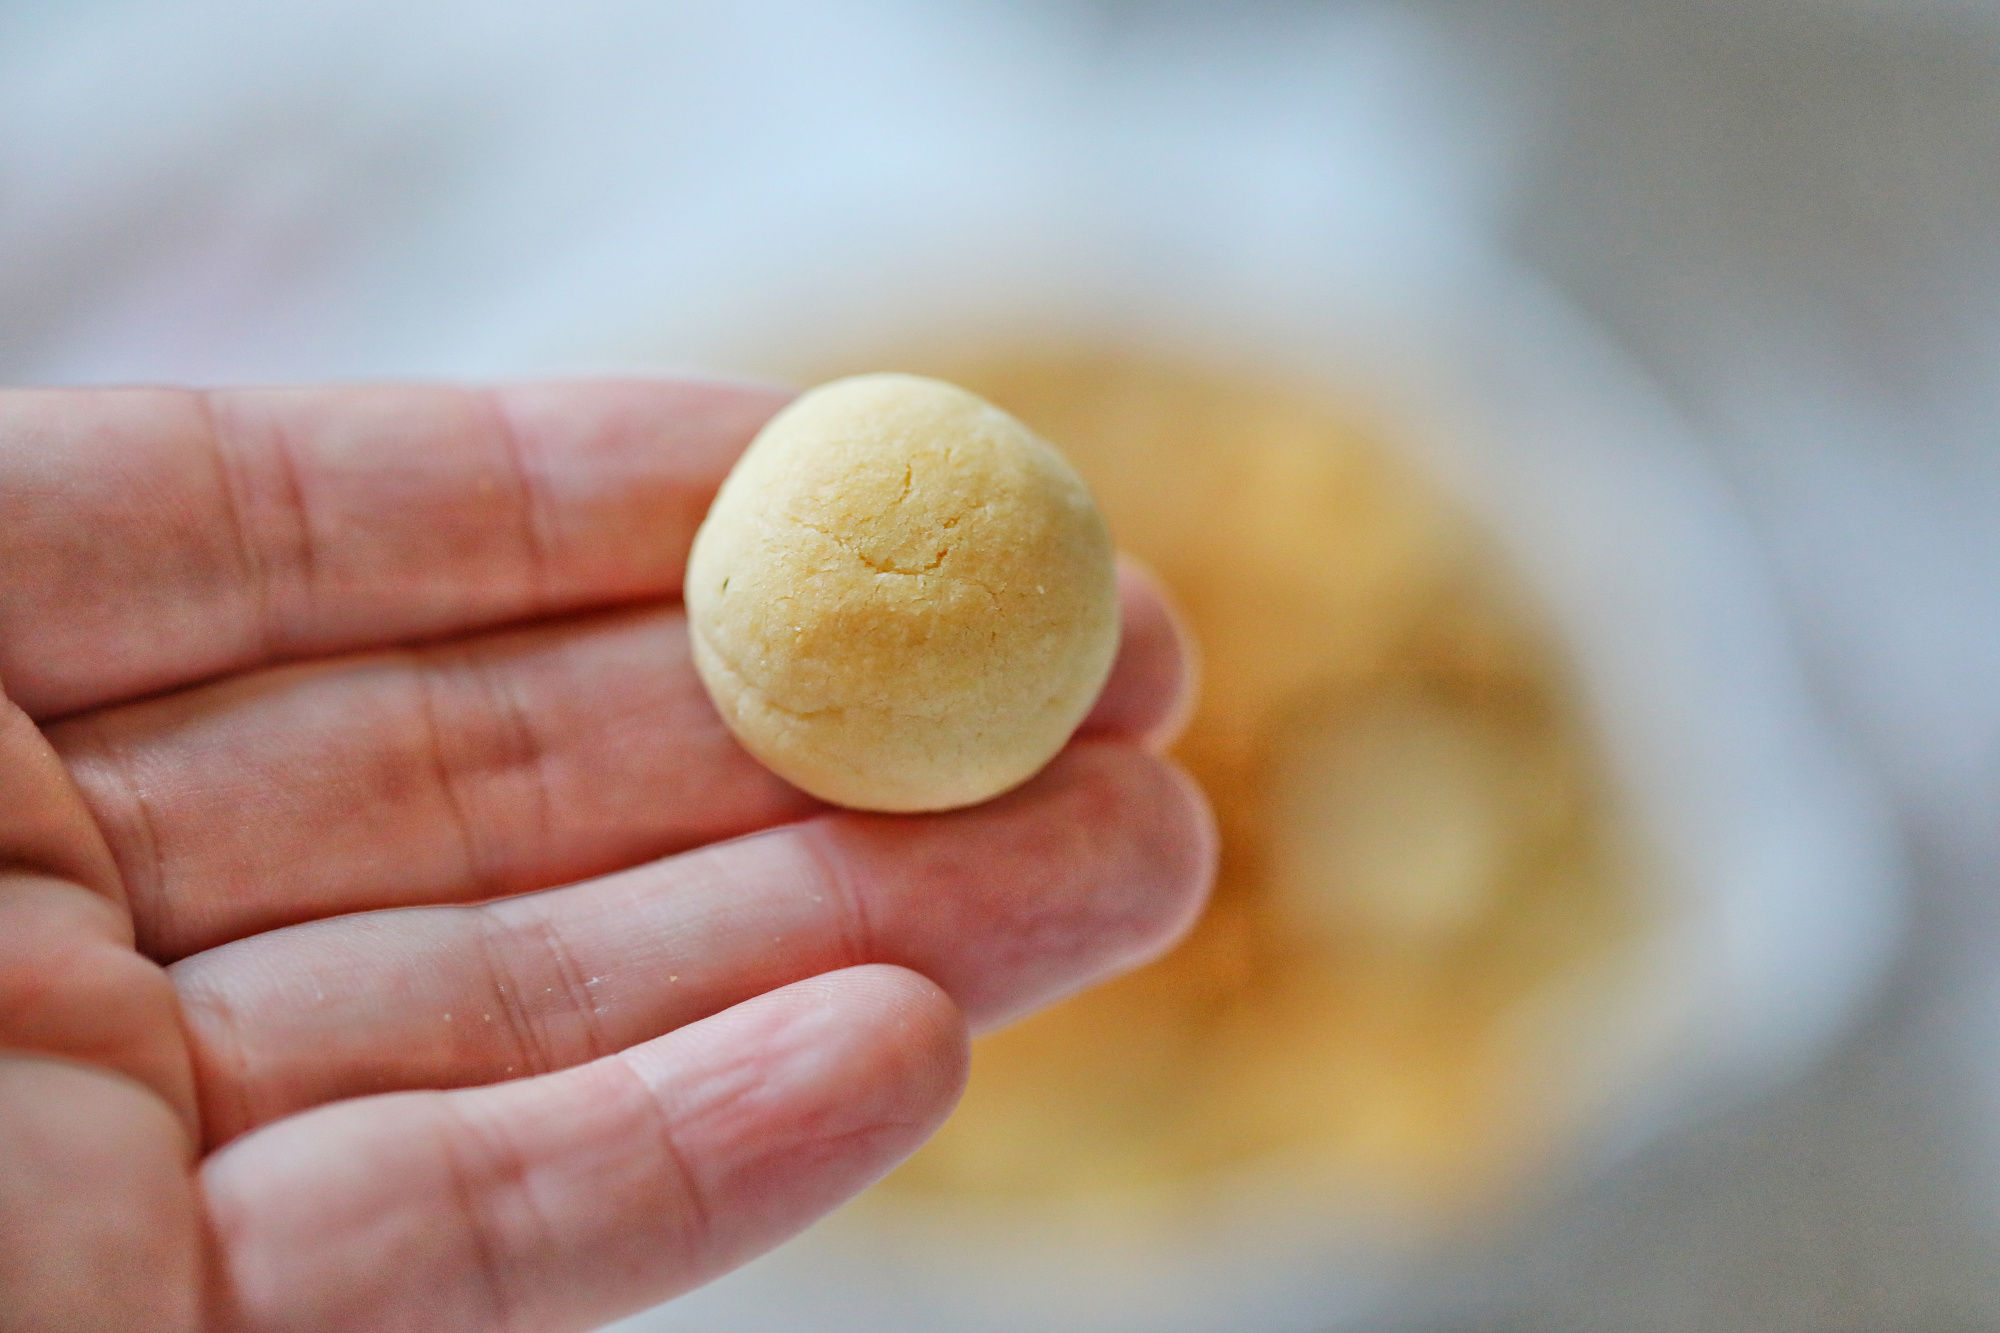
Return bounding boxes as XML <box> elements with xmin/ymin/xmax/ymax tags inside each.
<box><xmin>1393</xmin><ymin>3</ymin><xmax>2000</xmax><ymax>1327</ymax></box>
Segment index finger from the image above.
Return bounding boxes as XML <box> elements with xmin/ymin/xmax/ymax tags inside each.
<box><xmin>0</xmin><ymin>380</ymin><xmax>786</xmax><ymax>719</ymax></box>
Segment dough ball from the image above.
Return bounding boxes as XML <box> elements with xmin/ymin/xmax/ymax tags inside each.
<box><xmin>684</xmin><ymin>372</ymin><xmax>1120</xmax><ymax>812</ymax></box>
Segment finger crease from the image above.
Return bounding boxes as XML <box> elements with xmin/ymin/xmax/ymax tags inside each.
<box><xmin>264</xmin><ymin>418</ymin><xmax>318</xmax><ymax>647</ymax></box>
<box><xmin>615</xmin><ymin>1058</ymin><xmax>716</xmax><ymax>1257</ymax></box>
<box><xmin>483</xmin><ymin>389</ymin><xmax>559</xmax><ymax>608</ymax></box>
<box><xmin>534</xmin><ymin>911</ymin><xmax>611</xmax><ymax>1066</ymax></box>
<box><xmin>472</xmin><ymin>909</ymin><xmax>558</xmax><ymax>1077</ymax></box>
<box><xmin>472</xmin><ymin>649</ymin><xmax>555</xmax><ymax>860</ymax></box>
<box><xmin>431</xmin><ymin>1098</ymin><xmax>529</xmax><ymax>1333</ymax></box>
<box><xmin>89</xmin><ymin>733</ymin><xmax>174</xmax><ymax>958</ymax></box>
<box><xmin>197</xmin><ymin>389</ymin><xmax>280</xmax><ymax>663</ymax></box>
<box><xmin>412</xmin><ymin>652</ymin><xmax>490</xmax><ymax>894</ymax></box>
<box><xmin>797</xmin><ymin>823</ymin><xmax>875</xmax><ymax>971</ymax></box>
<box><xmin>177</xmin><ymin>982</ymin><xmax>257</xmax><ymax>1148</ymax></box>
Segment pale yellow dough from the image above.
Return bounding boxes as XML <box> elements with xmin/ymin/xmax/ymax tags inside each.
<box><xmin>683</xmin><ymin>373</ymin><xmax>1119</xmax><ymax>812</ymax></box>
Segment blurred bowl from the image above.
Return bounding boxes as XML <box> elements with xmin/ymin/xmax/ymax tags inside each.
<box><xmin>608</xmin><ymin>251</ymin><xmax>1902</xmax><ymax>1332</ymax></box>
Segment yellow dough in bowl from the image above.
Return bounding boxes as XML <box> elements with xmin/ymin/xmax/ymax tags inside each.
<box><xmin>684</xmin><ymin>373</ymin><xmax>1120</xmax><ymax>812</ymax></box>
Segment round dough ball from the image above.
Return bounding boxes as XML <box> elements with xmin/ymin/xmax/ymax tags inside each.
<box><xmin>684</xmin><ymin>373</ymin><xmax>1120</xmax><ymax>812</ymax></box>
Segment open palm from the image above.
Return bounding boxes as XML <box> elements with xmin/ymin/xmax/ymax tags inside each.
<box><xmin>0</xmin><ymin>380</ymin><xmax>1213</xmax><ymax>1332</ymax></box>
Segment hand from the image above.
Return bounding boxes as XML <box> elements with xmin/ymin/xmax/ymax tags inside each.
<box><xmin>0</xmin><ymin>382</ymin><xmax>1214</xmax><ymax>1332</ymax></box>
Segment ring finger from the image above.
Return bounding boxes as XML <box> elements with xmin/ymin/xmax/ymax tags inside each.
<box><xmin>173</xmin><ymin>741</ymin><xmax>1215</xmax><ymax>1147</ymax></box>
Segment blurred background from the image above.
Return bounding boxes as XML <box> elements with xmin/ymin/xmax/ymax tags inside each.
<box><xmin>4</xmin><ymin>2</ymin><xmax>1998</xmax><ymax>1328</ymax></box>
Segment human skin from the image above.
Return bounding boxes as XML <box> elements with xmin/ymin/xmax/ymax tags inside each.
<box><xmin>0</xmin><ymin>381</ymin><xmax>1215</xmax><ymax>1333</ymax></box>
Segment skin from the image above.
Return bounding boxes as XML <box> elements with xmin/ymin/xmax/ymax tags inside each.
<box><xmin>0</xmin><ymin>381</ymin><xmax>1216</xmax><ymax>1333</ymax></box>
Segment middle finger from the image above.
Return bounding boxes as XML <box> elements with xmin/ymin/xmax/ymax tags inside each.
<box><xmin>52</xmin><ymin>604</ymin><xmax>816</xmax><ymax>961</ymax></box>
<box><xmin>52</xmin><ymin>564</ymin><xmax>1189</xmax><ymax>960</ymax></box>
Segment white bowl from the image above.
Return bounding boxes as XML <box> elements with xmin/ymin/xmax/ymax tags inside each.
<box><xmin>603</xmin><ymin>249</ymin><xmax>1903</xmax><ymax>1333</ymax></box>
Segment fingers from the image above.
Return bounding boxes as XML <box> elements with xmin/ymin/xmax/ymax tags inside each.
<box><xmin>54</xmin><ymin>558</ymin><xmax>1196</xmax><ymax>962</ymax></box>
<box><xmin>0</xmin><ymin>380</ymin><xmax>785</xmax><ymax>719</ymax></box>
<box><xmin>53</xmin><ymin>605</ymin><xmax>819</xmax><ymax>961</ymax></box>
<box><xmin>0</xmin><ymin>691</ymin><xmax>197</xmax><ymax>1125</ymax></box>
<box><xmin>1080</xmin><ymin>559</ymin><xmax>1198</xmax><ymax>748</ymax></box>
<box><xmin>172</xmin><ymin>743</ymin><xmax>1214</xmax><ymax>1145</ymax></box>
<box><xmin>202</xmin><ymin>966</ymin><xmax>966</xmax><ymax>1333</ymax></box>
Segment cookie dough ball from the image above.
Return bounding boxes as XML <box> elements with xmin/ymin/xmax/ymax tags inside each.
<box><xmin>684</xmin><ymin>373</ymin><xmax>1120</xmax><ymax>812</ymax></box>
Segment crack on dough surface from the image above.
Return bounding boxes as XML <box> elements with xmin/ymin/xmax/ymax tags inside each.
<box><xmin>793</xmin><ymin>513</ymin><xmax>954</xmax><ymax>576</ymax></box>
